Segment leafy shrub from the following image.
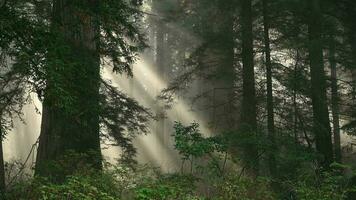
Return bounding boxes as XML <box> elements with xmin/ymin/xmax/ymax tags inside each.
<box><xmin>5</xmin><ymin>160</ymin><xmax>201</xmax><ymax>200</ymax></box>
<box><xmin>173</xmin><ymin>122</ymin><xmax>228</xmax><ymax>175</ymax></box>
<box><xmin>134</xmin><ymin>174</ymin><xmax>200</xmax><ymax>200</ymax></box>
<box><xmin>290</xmin><ymin>164</ymin><xmax>356</xmax><ymax>200</ymax></box>
<box><xmin>35</xmin><ymin>150</ymin><xmax>102</xmax><ymax>182</ymax></box>
<box><xmin>4</xmin><ymin>122</ymin><xmax>356</xmax><ymax>200</ymax></box>
<box><xmin>37</xmin><ymin>176</ymin><xmax>117</xmax><ymax>200</ymax></box>
<box><xmin>4</xmin><ymin>155</ymin><xmax>138</xmax><ymax>200</ymax></box>
<box><xmin>5</xmin><ymin>172</ymin><xmax>120</xmax><ymax>199</ymax></box>
<box><xmin>207</xmin><ymin>171</ymin><xmax>275</xmax><ymax>200</ymax></box>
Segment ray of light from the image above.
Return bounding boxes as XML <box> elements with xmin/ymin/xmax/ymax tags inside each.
<box><xmin>3</xmin><ymin>94</ymin><xmax>41</xmax><ymax>161</ymax></box>
<box><xmin>100</xmin><ymin>58</ymin><xmax>214</xmax><ymax>172</ymax></box>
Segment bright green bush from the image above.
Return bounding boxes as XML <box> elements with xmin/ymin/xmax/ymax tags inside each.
<box><xmin>36</xmin><ymin>176</ymin><xmax>117</xmax><ymax>200</ymax></box>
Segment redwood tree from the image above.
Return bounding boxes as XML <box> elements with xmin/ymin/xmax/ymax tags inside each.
<box><xmin>240</xmin><ymin>0</ymin><xmax>259</xmax><ymax>175</ymax></box>
<box><xmin>307</xmin><ymin>0</ymin><xmax>334</xmax><ymax>168</ymax></box>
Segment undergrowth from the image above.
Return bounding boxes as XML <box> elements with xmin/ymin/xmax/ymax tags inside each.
<box><xmin>2</xmin><ymin>122</ymin><xmax>356</xmax><ymax>200</ymax></box>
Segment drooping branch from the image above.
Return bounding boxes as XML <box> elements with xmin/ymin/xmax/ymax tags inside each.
<box><xmin>99</xmin><ymin>79</ymin><xmax>153</xmax><ymax>164</ymax></box>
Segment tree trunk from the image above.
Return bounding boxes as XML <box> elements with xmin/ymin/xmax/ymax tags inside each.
<box><xmin>0</xmin><ymin>128</ymin><xmax>5</xmax><ymax>193</ymax></box>
<box><xmin>293</xmin><ymin>51</ymin><xmax>300</xmax><ymax>147</ymax></box>
<box><xmin>36</xmin><ymin>0</ymin><xmax>101</xmax><ymax>177</ymax></box>
<box><xmin>262</xmin><ymin>0</ymin><xmax>276</xmax><ymax>177</ymax></box>
<box><xmin>240</xmin><ymin>0</ymin><xmax>259</xmax><ymax>175</ymax></box>
<box><xmin>154</xmin><ymin>5</ymin><xmax>167</xmax><ymax>145</ymax></box>
<box><xmin>215</xmin><ymin>3</ymin><xmax>235</xmax><ymax>131</ymax></box>
<box><xmin>350</xmin><ymin>26</ymin><xmax>356</xmax><ymax>104</ymax></box>
<box><xmin>329</xmin><ymin>38</ymin><xmax>341</xmax><ymax>163</ymax></box>
<box><xmin>201</xmin><ymin>1</ymin><xmax>236</xmax><ymax>132</ymax></box>
<box><xmin>307</xmin><ymin>0</ymin><xmax>334</xmax><ymax>169</ymax></box>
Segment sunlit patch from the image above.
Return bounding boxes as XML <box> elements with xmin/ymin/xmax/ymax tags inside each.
<box><xmin>3</xmin><ymin>93</ymin><xmax>41</xmax><ymax>171</ymax></box>
<box><xmin>100</xmin><ymin>58</ymin><xmax>213</xmax><ymax>172</ymax></box>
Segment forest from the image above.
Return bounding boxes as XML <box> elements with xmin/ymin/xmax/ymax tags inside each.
<box><xmin>1</xmin><ymin>0</ymin><xmax>356</xmax><ymax>199</ymax></box>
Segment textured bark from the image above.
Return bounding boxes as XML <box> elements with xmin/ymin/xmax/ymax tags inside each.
<box><xmin>0</xmin><ymin>129</ymin><xmax>5</xmax><ymax>193</ymax></box>
<box><xmin>36</xmin><ymin>0</ymin><xmax>101</xmax><ymax>176</ymax></box>
<box><xmin>329</xmin><ymin>38</ymin><xmax>341</xmax><ymax>163</ymax></box>
<box><xmin>262</xmin><ymin>0</ymin><xmax>276</xmax><ymax>177</ymax></box>
<box><xmin>308</xmin><ymin>0</ymin><xmax>334</xmax><ymax>168</ymax></box>
<box><xmin>240</xmin><ymin>0</ymin><xmax>258</xmax><ymax>175</ymax></box>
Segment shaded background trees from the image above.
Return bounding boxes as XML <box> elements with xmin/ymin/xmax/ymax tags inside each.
<box><xmin>1</xmin><ymin>0</ymin><xmax>356</xmax><ymax>198</ymax></box>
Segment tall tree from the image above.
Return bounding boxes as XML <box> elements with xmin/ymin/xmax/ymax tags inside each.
<box><xmin>333</xmin><ymin>0</ymin><xmax>356</xmax><ymax>137</ymax></box>
<box><xmin>262</xmin><ymin>0</ymin><xmax>277</xmax><ymax>177</ymax></box>
<box><xmin>329</xmin><ymin>36</ymin><xmax>341</xmax><ymax>163</ymax></box>
<box><xmin>0</xmin><ymin>127</ymin><xmax>5</xmax><ymax>193</ymax></box>
<box><xmin>36</xmin><ymin>0</ymin><xmax>103</xmax><ymax>175</ymax></box>
<box><xmin>213</xmin><ymin>0</ymin><xmax>236</xmax><ymax>130</ymax></box>
<box><xmin>348</xmin><ymin>5</ymin><xmax>356</xmax><ymax>109</ymax></box>
<box><xmin>153</xmin><ymin>0</ymin><xmax>167</xmax><ymax>142</ymax></box>
<box><xmin>240</xmin><ymin>0</ymin><xmax>259</xmax><ymax>175</ymax></box>
<box><xmin>0</xmin><ymin>0</ymin><xmax>149</xmax><ymax>176</ymax></box>
<box><xmin>157</xmin><ymin>0</ymin><xmax>237</xmax><ymax>132</ymax></box>
<box><xmin>307</xmin><ymin>0</ymin><xmax>334</xmax><ymax>168</ymax></box>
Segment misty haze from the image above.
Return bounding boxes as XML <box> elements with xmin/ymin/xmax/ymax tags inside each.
<box><xmin>1</xmin><ymin>0</ymin><xmax>356</xmax><ymax>199</ymax></box>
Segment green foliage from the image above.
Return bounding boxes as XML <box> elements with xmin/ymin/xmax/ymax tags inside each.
<box><xmin>171</xmin><ymin>122</ymin><xmax>356</xmax><ymax>200</ymax></box>
<box><xmin>6</xmin><ymin>174</ymin><xmax>119</xmax><ymax>200</ymax></box>
<box><xmin>35</xmin><ymin>150</ymin><xmax>102</xmax><ymax>182</ymax></box>
<box><xmin>173</xmin><ymin>122</ymin><xmax>215</xmax><ymax>160</ymax></box>
<box><xmin>290</xmin><ymin>165</ymin><xmax>356</xmax><ymax>200</ymax></box>
<box><xmin>99</xmin><ymin>80</ymin><xmax>153</xmax><ymax>164</ymax></box>
<box><xmin>0</xmin><ymin>0</ymin><xmax>151</xmax><ymax>162</ymax></box>
<box><xmin>6</xmin><ymin>158</ymin><xmax>132</xmax><ymax>199</ymax></box>
<box><xmin>37</xmin><ymin>176</ymin><xmax>117</xmax><ymax>200</ymax></box>
<box><xmin>214</xmin><ymin>175</ymin><xmax>276</xmax><ymax>200</ymax></box>
<box><xmin>5</xmin><ymin>124</ymin><xmax>356</xmax><ymax>200</ymax></box>
<box><xmin>173</xmin><ymin>122</ymin><xmax>231</xmax><ymax>181</ymax></box>
<box><xmin>5</xmin><ymin>160</ymin><xmax>203</xmax><ymax>200</ymax></box>
<box><xmin>173</xmin><ymin>122</ymin><xmax>227</xmax><ymax>168</ymax></box>
<box><xmin>172</xmin><ymin>122</ymin><xmax>276</xmax><ymax>199</ymax></box>
<box><xmin>135</xmin><ymin>174</ymin><xmax>199</xmax><ymax>200</ymax></box>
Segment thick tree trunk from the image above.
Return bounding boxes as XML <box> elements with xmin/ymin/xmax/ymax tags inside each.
<box><xmin>240</xmin><ymin>0</ymin><xmax>258</xmax><ymax>175</ymax></box>
<box><xmin>0</xmin><ymin>129</ymin><xmax>5</xmax><ymax>193</ymax></box>
<box><xmin>307</xmin><ymin>0</ymin><xmax>334</xmax><ymax>169</ymax></box>
<box><xmin>329</xmin><ymin>38</ymin><xmax>341</xmax><ymax>163</ymax></box>
<box><xmin>262</xmin><ymin>0</ymin><xmax>277</xmax><ymax>177</ymax></box>
<box><xmin>36</xmin><ymin>0</ymin><xmax>101</xmax><ymax>177</ymax></box>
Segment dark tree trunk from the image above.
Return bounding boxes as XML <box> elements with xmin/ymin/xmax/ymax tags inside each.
<box><xmin>350</xmin><ymin>27</ymin><xmax>356</xmax><ymax>103</ymax></box>
<box><xmin>205</xmin><ymin>1</ymin><xmax>236</xmax><ymax>132</ymax></box>
<box><xmin>307</xmin><ymin>0</ymin><xmax>334</xmax><ymax>169</ymax></box>
<box><xmin>240</xmin><ymin>0</ymin><xmax>259</xmax><ymax>176</ymax></box>
<box><xmin>262</xmin><ymin>0</ymin><xmax>276</xmax><ymax>177</ymax></box>
<box><xmin>329</xmin><ymin>38</ymin><xmax>341</xmax><ymax>163</ymax></box>
<box><xmin>36</xmin><ymin>0</ymin><xmax>101</xmax><ymax>177</ymax></box>
<box><xmin>215</xmin><ymin>4</ymin><xmax>235</xmax><ymax>131</ymax></box>
<box><xmin>293</xmin><ymin>51</ymin><xmax>300</xmax><ymax>147</ymax></box>
<box><xmin>0</xmin><ymin>128</ymin><xmax>5</xmax><ymax>193</ymax></box>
